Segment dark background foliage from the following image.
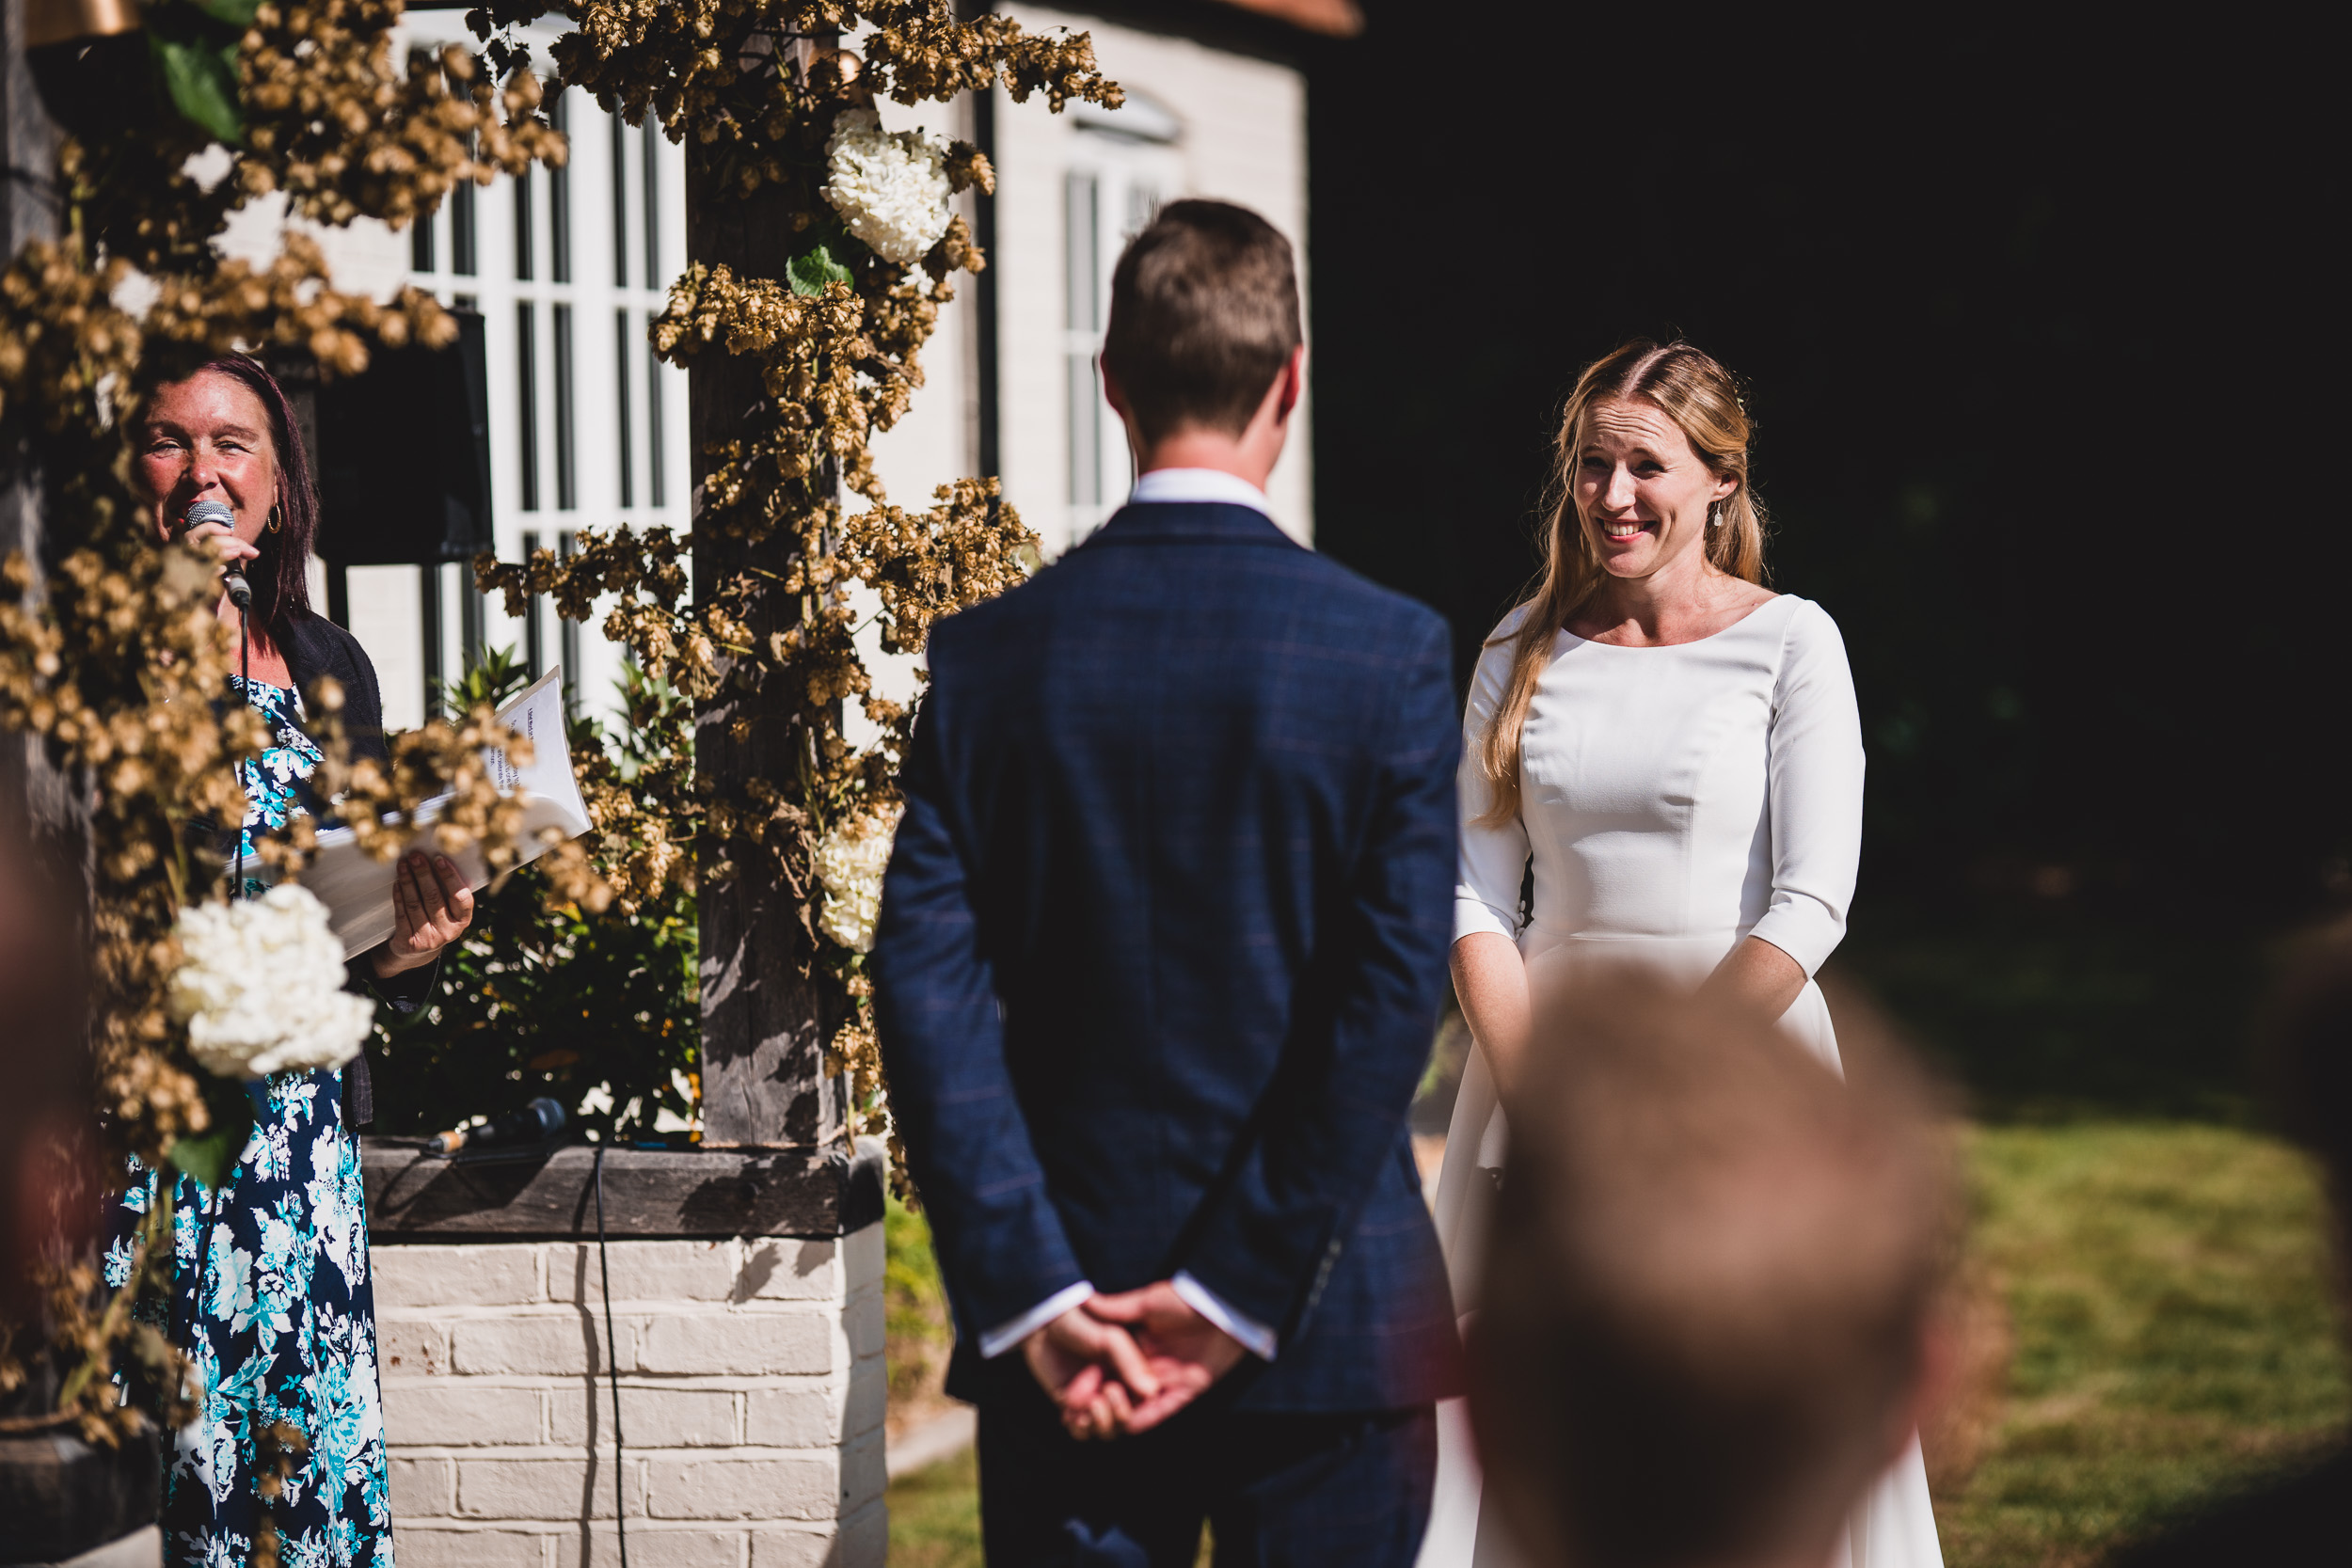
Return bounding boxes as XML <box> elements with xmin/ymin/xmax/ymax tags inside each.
<box><xmin>1300</xmin><ymin>5</ymin><xmax>2343</xmax><ymax>1114</ymax></box>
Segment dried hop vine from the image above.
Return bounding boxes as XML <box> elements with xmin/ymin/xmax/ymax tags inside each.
<box><xmin>2</xmin><ymin>0</ymin><xmax>563</xmax><ymax>1445</ymax></box>
<box><xmin>474</xmin><ymin>1</ymin><xmax>1120</xmax><ymax>1180</ymax></box>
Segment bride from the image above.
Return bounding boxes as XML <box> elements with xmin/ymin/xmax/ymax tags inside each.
<box><xmin>1420</xmin><ymin>341</ymin><xmax>1942</xmax><ymax>1568</ymax></box>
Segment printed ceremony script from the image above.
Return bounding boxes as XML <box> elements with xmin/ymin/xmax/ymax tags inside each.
<box><xmin>242</xmin><ymin>668</ymin><xmax>593</xmax><ymax>959</ymax></box>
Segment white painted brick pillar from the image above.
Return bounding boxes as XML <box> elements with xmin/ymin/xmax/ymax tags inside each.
<box><xmin>373</xmin><ymin>1225</ymin><xmax>886</xmax><ymax>1567</ymax></box>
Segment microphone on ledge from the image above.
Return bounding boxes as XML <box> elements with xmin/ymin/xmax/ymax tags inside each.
<box><xmin>183</xmin><ymin>498</ymin><xmax>252</xmax><ymax>610</ymax></box>
<box><xmin>430</xmin><ymin>1096</ymin><xmax>567</xmax><ymax>1156</ymax></box>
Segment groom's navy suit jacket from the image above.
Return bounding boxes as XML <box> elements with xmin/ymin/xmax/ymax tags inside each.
<box><xmin>873</xmin><ymin>501</ymin><xmax>1463</xmax><ymax>1413</ymax></box>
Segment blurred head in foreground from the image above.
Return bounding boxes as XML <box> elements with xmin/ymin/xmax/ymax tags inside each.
<box><xmin>0</xmin><ymin>807</ymin><xmax>91</xmax><ymax>1320</ymax></box>
<box><xmin>2264</xmin><ymin>917</ymin><xmax>2352</xmax><ymax>1254</ymax></box>
<box><xmin>2103</xmin><ymin>920</ymin><xmax>2352</xmax><ymax>1568</ymax></box>
<box><xmin>1470</xmin><ymin>975</ymin><xmax>1955</xmax><ymax>1568</ymax></box>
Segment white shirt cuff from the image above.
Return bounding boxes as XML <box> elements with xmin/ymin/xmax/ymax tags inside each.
<box><xmin>1744</xmin><ymin>907</ymin><xmax>1841</xmax><ymax>979</ymax></box>
<box><xmin>977</xmin><ymin>1281</ymin><xmax>1096</xmax><ymax>1360</ymax></box>
<box><xmin>1170</xmin><ymin>1271</ymin><xmax>1279</xmax><ymax>1361</ymax></box>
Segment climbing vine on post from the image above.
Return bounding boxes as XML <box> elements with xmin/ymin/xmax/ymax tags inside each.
<box><xmin>0</xmin><ymin>0</ymin><xmax>566</xmax><ymax>1440</ymax></box>
<box><xmin>470</xmin><ymin>1</ymin><xmax>1120</xmax><ymax>1173</ymax></box>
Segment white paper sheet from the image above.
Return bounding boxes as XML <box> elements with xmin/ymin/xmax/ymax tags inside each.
<box><xmin>242</xmin><ymin>668</ymin><xmax>593</xmax><ymax>960</ymax></box>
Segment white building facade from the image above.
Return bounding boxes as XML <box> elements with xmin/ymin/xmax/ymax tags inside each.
<box><xmin>287</xmin><ymin>5</ymin><xmax>1315</xmax><ymax>727</ymax></box>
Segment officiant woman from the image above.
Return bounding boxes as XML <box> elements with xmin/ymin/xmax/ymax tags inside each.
<box><xmin>102</xmin><ymin>354</ymin><xmax>471</xmax><ymax>1566</ymax></box>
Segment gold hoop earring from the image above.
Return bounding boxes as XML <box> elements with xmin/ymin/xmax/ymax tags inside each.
<box><xmin>267</xmin><ymin>504</ymin><xmax>283</xmax><ymax>534</ymax></box>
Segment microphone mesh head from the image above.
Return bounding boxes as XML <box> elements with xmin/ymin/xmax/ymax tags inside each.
<box><xmin>184</xmin><ymin>499</ymin><xmax>236</xmax><ymax>530</ymax></box>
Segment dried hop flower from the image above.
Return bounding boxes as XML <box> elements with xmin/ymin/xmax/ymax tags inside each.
<box><xmin>821</xmin><ymin>109</ymin><xmax>954</xmax><ymax>267</ymax></box>
<box><xmin>167</xmin><ymin>886</ymin><xmax>375</xmax><ymax>1079</ymax></box>
<box><xmin>813</xmin><ymin>804</ymin><xmax>903</xmax><ymax>954</ymax></box>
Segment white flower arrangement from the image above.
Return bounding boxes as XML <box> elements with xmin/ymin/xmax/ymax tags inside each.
<box><xmin>821</xmin><ymin>108</ymin><xmax>953</xmax><ymax>266</ymax></box>
<box><xmin>813</xmin><ymin>804</ymin><xmax>903</xmax><ymax>955</ymax></box>
<box><xmin>168</xmin><ymin>884</ymin><xmax>375</xmax><ymax>1079</ymax></box>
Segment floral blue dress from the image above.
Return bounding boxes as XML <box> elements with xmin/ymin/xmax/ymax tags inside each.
<box><xmin>105</xmin><ymin>676</ymin><xmax>394</xmax><ymax>1566</ymax></box>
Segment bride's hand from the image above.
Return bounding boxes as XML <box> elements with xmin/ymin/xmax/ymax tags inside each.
<box><xmin>1451</xmin><ymin>931</ymin><xmax>1531</xmax><ymax>1096</ymax></box>
<box><xmin>1695</xmin><ymin>935</ymin><xmax>1806</xmax><ymax>1021</ymax></box>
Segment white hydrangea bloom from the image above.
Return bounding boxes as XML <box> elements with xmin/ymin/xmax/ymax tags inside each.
<box><xmin>169</xmin><ymin>884</ymin><xmax>375</xmax><ymax>1079</ymax></box>
<box><xmin>821</xmin><ymin>108</ymin><xmax>953</xmax><ymax>266</ymax></box>
<box><xmin>814</xmin><ymin>804</ymin><xmax>902</xmax><ymax>955</ymax></box>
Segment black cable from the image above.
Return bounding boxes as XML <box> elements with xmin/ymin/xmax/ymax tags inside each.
<box><xmin>594</xmin><ymin>1143</ymin><xmax>629</xmax><ymax>1566</ymax></box>
<box><xmin>232</xmin><ymin>600</ymin><xmax>251</xmax><ymax>897</ymax></box>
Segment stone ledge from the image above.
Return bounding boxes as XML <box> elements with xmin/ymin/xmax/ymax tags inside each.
<box><xmin>389</xmin><ymin>1521</ymin><xmax>846</xmax><ymax>1568</ymax></box>
<box><xmin>386</xmin><ymin>1444</ymin><xmax>852</xmax><ymax>1461</ymax></box>
<box><xmin>364</xmin><ymin>1136</ymin><xmax>886</xmax><ymax>1240</ymax></box>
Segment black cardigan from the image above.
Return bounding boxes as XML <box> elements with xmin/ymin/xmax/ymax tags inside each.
<box><xmin>280</xmin><ymin>609</ymin><xmax>437</xmax><ymax>1125</ymax></box>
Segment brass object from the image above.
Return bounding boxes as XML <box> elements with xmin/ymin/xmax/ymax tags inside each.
<box><xmin>24</xmin><ymin>0</ymin><xmax>143</xmax><ymax>49</ymax></box>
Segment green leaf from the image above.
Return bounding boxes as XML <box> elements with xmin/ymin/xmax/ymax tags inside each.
<box><xmin>787</xmin><ymin>240</ymin><xmax>855</xmax><ymax>298</ymax></box>
<box><xmin>186</xmin><ymin>0</ymin><xmax>262</xmax><ymax>26</ymax></box>
<box><xmin>166</xmin><ymin>1111</ymin><xmax>248</xmax><ymax>1192</ymax></box>
<box><xmin>151</xmin><ymin>33</ymin><xmax>246</xmax><ymax>146</ymax></box>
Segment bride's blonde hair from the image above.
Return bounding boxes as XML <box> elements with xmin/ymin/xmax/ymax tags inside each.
<box><xmin>1474</xmin><ymin>341</ymin><xmax>1768</xmax><ymax>828</ymax></box>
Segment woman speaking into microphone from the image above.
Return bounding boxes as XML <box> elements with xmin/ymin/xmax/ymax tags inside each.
<box><xmin>102</xmin><ymin>355</ymin><xmax>471</xmax><ymax>1563</ymax></box>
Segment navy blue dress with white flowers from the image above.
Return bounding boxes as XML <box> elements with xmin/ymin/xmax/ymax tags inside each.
<box><xmin>105</xmin><ymin>676</ymin><xmax>393</xmax><ymax>1566</ymax></box>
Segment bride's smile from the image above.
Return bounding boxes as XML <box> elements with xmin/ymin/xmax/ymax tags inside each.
<box><xmin>1574</xmin><ymin>396</ymin><xmax>1738</xmax><ymax>581</ymax></box>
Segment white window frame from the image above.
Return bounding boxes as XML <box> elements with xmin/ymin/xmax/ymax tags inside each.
<box><xmin>384</xmin><ymin>12</ymin><xmax>689</xmax><ymax>727</ymax></box>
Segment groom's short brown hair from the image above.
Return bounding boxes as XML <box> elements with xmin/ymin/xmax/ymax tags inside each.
<box><xmin>1101</xmin><ymin>199</ymin><xmax>1300</xmax><ymax>443</ymax></box>
<box><xmin>1471</xmin><ymin>975</ymin><xmax>1955</xmax><ymax>1568</ymax></box>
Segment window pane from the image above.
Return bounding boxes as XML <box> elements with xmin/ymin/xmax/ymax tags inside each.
<box><xmin>514</xmin><ymin>166</ymin><xmax>534</xmax><ymax>282</ymax></box>
<box><xmin>1125</xmin><ymin>183</ymin><xmax>1160</xmax><ymax>242</ymax></box>
<box><xmin>517</xmin><ymin>303</ymin><xmax>539</xmax><ymax>512</ymax></box>
<box><xmin>1065</xmin><ymin>173</ymin><xmax>1099</xmax><ymax>332</ymax></box>
<box><xmin>558</xmin><ymin>531</ymin><xmax>581</xmax><ymax>713</ymax></box>
<box><xmin>1068</xmin><ymin>352</ymin><xmax>1100</xmax><ymax>507</ymax></box>
<box><xmin>521</xmin><ymin>530</ymin><xmax>544</xmax><ymax>681</ymax></box>
<box><xmin>452</xmin><ymin>178</ymin><xmax>477</xmax><ymax>276</ymax></box>
<box><xmin>610</xmin><ymin>112</ymin><xmax>629</xmax><ymax>289</ymax></box>
<box><xmin>614</xmin><ymin>309</ymin><xmax>635</xmax><ymax>508</ymax></box>
<box><xmin>553</xmin><ymin>305</ymin><xmax>578</xmax><ymax>511</ymax></box>
<box><xmin>420</xmin><ymin>563</ymin><xmax>444</xmax><ymax>718</ymax></box>
<box><xmin>645</xmin><ymin>330</ymin><xmax>666</xmax><ymax>508</ymax></box>
<box><xmin>549</xmin><ymin>92</ymin><xmax>572</xmax><ymax>284</ymax></box>
<box><xmin>411</xmin><ymin>208</ymin><xmax>436</xmax><ymax>273</ymax></box>
<box><xmin>642</xmin><ymin>119</ymin><xmax>661</xmax><ymax>289</ymax></box>
<box><xmin>461</xmin><ymin>560</ymin><xmax>485</xmax><ymax>672</ymax></box>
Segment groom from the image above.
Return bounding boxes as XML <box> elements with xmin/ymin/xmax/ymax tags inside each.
<box><xmin>873</xmin><ymin>198</ymin><xmax>1460</xmax><ymax>1565</ymax></box>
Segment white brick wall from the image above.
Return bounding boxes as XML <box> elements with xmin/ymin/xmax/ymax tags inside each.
<box><xmin>377</xmin><ymin>1224</ymin><xmax>886</xmax><ymax>1567</ymax></box>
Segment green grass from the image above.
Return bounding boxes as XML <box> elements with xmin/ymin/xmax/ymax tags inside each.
<box><xmin>882</xmin><ymin>1121</ymin><xmax>2347</xmax><ymax>1568</ymax></box>
<box><xmin>1936</xmin><ymin>1122</ymin><xmax>2347</xmax><ymax>1566</ymax></box>
<box><xmin>886</xmin><ymin>1192</ymin><xmax>953</xmax><ymax>1408</ymax></box>
<box><xmin>887</xmin><ymin>1443</ymin><xmax>984</xmax><ymax>1568</ymax></box>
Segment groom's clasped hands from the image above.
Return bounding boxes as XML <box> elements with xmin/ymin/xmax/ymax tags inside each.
<box><xmin>1022</xmin><ymin>1280</ymin><xmax>1249</xmax><ymax>1442</ymax></box>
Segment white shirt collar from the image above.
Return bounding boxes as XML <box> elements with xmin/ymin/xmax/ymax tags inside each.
<box><xmin>1128</xmin><ymin>467</ymin><xmax>1272</xmax><ymax>516</ymax></box>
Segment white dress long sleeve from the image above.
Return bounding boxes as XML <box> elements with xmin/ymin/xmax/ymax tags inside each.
<box><xmin>1417</xmin><ymin>594</ymin><xmax>1943</xmax><ymax>1568</ymax></box>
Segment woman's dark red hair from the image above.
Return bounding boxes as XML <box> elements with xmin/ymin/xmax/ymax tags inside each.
<box><xmin>172</xmin><ymin>355</ymin><xmax>321</xmax><ymax>650</ymax></box>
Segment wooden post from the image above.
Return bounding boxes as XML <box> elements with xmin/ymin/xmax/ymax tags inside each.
<box><xmin>690</xmin><ymin>30</ymin><xmax>844</xmax><ymax>1149</ymax></box>
<box><xmin>3</xmin><ymin>0</ymin><xmax>60</xmax><ymax>562</ymax></box>
<box><xmin>2</xmin><ymin>0</ymin><xmax>72</xmax><ymax>864</ymax></box>
<box><xmin>0</xmin><ymin>16</ymin><xmax>167</xmax><ymax>1566</ymax></box>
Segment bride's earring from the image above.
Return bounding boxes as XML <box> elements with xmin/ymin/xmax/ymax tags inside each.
<box><xmin>1707</xmin><ymin>503</ymin><xmax>1722</xmax><ymax>530</ymax></box>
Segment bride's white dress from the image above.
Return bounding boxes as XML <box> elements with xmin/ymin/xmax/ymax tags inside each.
<box><xmin>1417</xmin><ymin>594</ymin><xmax>1943</xmax><ymax>1568</ymax></box>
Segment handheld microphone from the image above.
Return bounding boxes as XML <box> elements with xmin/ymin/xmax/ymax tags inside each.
<box><xmin>183</xmin><ymin>498</ymin><xmax>252</xmax><ymax>610</ymax></box>
<box><xmin>430</xmin><ymin>1096</ymin><xmax>567</xmax><ymax>1156</ymax></box>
